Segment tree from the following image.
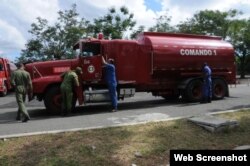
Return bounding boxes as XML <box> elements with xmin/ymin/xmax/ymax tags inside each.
<box><xmin>130</xmin><ymin>11</ymin><xmax>174</xmax><ymax>39</ymax></box>
<box><xmin>19</xmin><ymin>39</ymin><xmax>44</xmax><ymax>62</ymax></box>
<box><xmin>130</xmin><ymin>25</ymin><xmax>145</xmax><ymax>39</ymax></box>
<box><xmin>228</xmin><ymin>19</ymin><xmax>250</xmax><ymax>78</ymax></box>
<box><xmin>148</xmin><ymin>12</ymin><xmax>175</xmax><ymax>32</ymax></box>
<box><xmin>89</xmin><ymin>6</ymin><xmax>136</xmax><ymax>39</ymax></box>
<box><xmin>177</xmin><ymin>9</ymin><xmax>241</xmax><ymax>39</ymax></box>
<box><xmin>18</xmin><ymin>4</ymin><xmax>89</xmax><ymax>62</ymax></box>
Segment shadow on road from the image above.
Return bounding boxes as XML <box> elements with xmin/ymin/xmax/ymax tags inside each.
<box><xmin>74</xmin><ymin>98</ymin><xmax>184</xmax><ymax>114</ymax></box>
<box><xmin>0</xmin><ymin>95</ymin><xmax>249</xmax><ymax>124</ymax></box>
<box><xmin>0</xmin><ymin>108</ymin><xmax>47</xmax><ymax>124</ymax></box>
<box><xmin>0</xmin><ymin>98</ymin><xmax>181</xmax><ymax>123</ymax></box>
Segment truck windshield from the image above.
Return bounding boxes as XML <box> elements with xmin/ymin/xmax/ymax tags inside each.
<box><xmin>82</xmin><ymin>43</ymin><xmax>100</xmax><ymax>57</ymax></box>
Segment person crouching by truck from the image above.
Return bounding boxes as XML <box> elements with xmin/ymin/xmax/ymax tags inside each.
<box><xmin>201</xmin><ymin>63</ymin><xmax>212</xmax><ymax>103</ymax></box>
<box><xmin>60</xmin><ymin>67</ymin><xmax>82</xmax><ymax>116</ymax></box>
<box><xmin>102</xmin><ymin>56</ymin><xmax>118</xmax><ymax>112</ymax></box>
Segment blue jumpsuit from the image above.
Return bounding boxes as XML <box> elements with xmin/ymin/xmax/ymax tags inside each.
<box><xmin>202</xmin><ymin>65</ymin><xmax>212</xmax><ymax>102</ymax></box>
<box><xmin>104</xmin><ymin>63</ymin><xmax>117</xmax><ymax>110</ymax></box>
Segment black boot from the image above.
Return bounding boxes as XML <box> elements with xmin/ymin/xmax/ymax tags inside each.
<box><xmin>16</xmin><ymin>116</ymin><xmax>21</xmax><ymax>121</ymax></box>
<box><xmin>16</xmin><ymin>109</ymin><xmax>21</xmax><ymax>120</ymax></box>
<box><xmin>200</xmin><ymin>97</ymin><xmax>207</xmax><ymax>104</ymax></box>
<box><xmin>61</xmin><ymin>109</ymin><xmax>66</xmax><ymax>116</ymax></box>
<box><xmin>22</xmin><ymin>116</ymin><xmax>30</xmax><ymax>123</ymax></box>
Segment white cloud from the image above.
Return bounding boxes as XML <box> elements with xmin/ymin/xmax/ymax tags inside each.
<box><xmin>0</xmin><ymin>0</ymin><xmax>60</xmax><ymax>60</ymax></box>
<box><xmin>161</xmin><ymin>0</ymin><xmax>250</xmax><ymax>25</ymax></box>
<box><xmin>0</xmin><ymin>0</ymin><xmax>59</xmax><ymax>24</ymax></box>
<box><xmin>210</xmin><ymin>0</ymin><xmax>250</xmax><ymax>9</ymax></box>
<box><xmin>0</xmin><ymin>0</ymin><xmax>250</xmax><ymax>61</ymax></box>
<box><xmin>60</xmin><ymin>0</ymin><xmax>158</xmax><ymax>36</ymax></box>
<box><xmin>0</xmin><ymin>19</ymin><xmax>26</xmax><ymax>50</ymax></box>
<box><xmin>74</xmin><ymin>0</ymin><xmax>158</xmax><ymax>28</ymax></box>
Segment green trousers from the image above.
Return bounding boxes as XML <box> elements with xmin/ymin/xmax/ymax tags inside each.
<box><xmin>60</xmin><ymin>85</ymin><xmax>73</xmax><ymax>113</ymax></box>
<box><xmin>15</xmin><ymin>87</ymin><xmax>30</xmax><ymax>119</ymax></box>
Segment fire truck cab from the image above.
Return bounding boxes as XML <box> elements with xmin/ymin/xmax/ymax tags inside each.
<box><xmin>0</xmin><ymin>58</ymin><xmax>16</xmax><ymax>96</ymax></box>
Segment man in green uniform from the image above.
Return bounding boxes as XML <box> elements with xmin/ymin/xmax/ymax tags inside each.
<box><xmin>60</xmin><ymin>67</ymin><xmax>82</xmax><ymax>116</ymax></box>
<box><xmin>11</xmin><ymin>63</ymin><xmax>33</xmax><ymax>122</ymax></box>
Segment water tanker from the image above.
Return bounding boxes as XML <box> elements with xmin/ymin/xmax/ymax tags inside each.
<box><xmin>25</xmin><ymin>32</ymin><xmax>236</xmax><ymax>113</ymax></box>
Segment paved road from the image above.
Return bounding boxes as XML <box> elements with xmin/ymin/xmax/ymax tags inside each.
<box><xmin>0</xmin><ymin>84</ymin><xmax>249</xmax><ymax>138</ymax></box>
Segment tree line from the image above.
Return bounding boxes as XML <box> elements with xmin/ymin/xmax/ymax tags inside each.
<box><xmin>18</xmin><ymin>4</ymin><xmax>250</xmax><ymax>78</ymax></box>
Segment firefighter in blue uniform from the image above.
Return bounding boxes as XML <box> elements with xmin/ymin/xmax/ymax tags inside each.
<box><xmin>102</xmin><ymin>56</ymin><xmax>118</xmax><ymax>112</ymax></box>
<box><xmin>201</xmin><ymin>63</ymin><xmax>212</xmax><ymax>103</ymax></box>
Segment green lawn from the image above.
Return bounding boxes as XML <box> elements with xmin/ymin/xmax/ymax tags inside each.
<box><xmin>0</xmin><ymin>109</ymin><xmax>249</xmax><ymax>166</ymax></box>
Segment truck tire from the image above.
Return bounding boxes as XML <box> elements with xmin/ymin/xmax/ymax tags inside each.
<box><xmin>44</xmin><ymin>86</ymin><xmax>77</xmax><ymax>114</ymax></box>
<box><xmin>212</xmin><ymin>78</ymin><xmax>227</xmax><ymax>100</ymax></box>
<box><xmin>0</xmin><ymin>83</ymin><xmax>7</xmax><ymax>97</ymax></box>
<box><xmin>44</xmin><ymin>86</ymin><xmax>61</xmax><ymax>114</ymax></box>
<box><xmin>185</xmin><ymin>79</ymin><xmax>203</xmax><ymax>102</ymax></box>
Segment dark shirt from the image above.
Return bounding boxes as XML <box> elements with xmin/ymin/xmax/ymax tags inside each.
<box><xmin>203</xmin><ymin>65</ymin><xmax>212</xmax><ymax>80</ymax></box>
<box><xmin>104</xmin><ymin>64</ymin><xmax>117</xmax><ymax>85</ymax></box>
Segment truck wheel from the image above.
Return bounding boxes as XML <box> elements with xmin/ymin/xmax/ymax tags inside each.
<box><xmin>185</xmin><ymin>79</ymin><xmax>203</xmax><ymax>102</ymax></box>
<box><xmin>44</xmin><ymin>86</ymin><xmax>61</xmax><ymax>114</ymax></box>
<box><xmin>0</xmin><ymin>83</ymin><xmax>7</xmax><ymax>97</ymax></box>
<box><xmin>213</xmin><ymin>79</ymin><xmax>227</xmax><ymax>100</ymax></box>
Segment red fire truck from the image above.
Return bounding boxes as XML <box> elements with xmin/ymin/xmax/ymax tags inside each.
<box><xmin>0</xmin><ymin>57</ymin><xmax>16</xmax><ymax>96</ymax></box>
<box><xmin>25</xmin><ymin>32</ymin><xmax>236</xmax><ymax>113</ymax></box>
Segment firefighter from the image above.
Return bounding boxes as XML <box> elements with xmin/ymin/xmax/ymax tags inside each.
<box><xmin>201</xmin><ymin>63</ymin><xmax>212</xmax><ymax>103</ymax></box>
<box><xmin>60</xmin><ymin>67</ymin><xmax>82</xmax><ymax>116</ymax></box>
<box><xmin>102</xmin><ymin>56</ymin><xmax>118</xmax><ymax>112</ymax></box>
<box><xmin>11</xmin><ymin>63</ymin><xmax>33</xmax><ymax>122</ymax></box>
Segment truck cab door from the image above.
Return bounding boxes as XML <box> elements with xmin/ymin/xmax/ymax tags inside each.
<box><xmin>79</xmin><ymin>45</ymin><xmax>102</xmax><ymax>82</ymax></box>
<box><xmin>80</xmin><ymin>42</ymin><xmax>102</xmax><ymax>82</ymax></box>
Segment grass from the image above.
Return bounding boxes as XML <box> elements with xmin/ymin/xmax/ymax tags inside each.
<box><xmin>0</xmin><ymin>109</ymin><xmax>249</xmax><ymax>166</ymax></box>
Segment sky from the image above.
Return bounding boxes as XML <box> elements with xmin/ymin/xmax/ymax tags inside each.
<box><xmin>0</xmin><ymin>0</ymin><xmax>250</xmax><ymax>61</ymax></box>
